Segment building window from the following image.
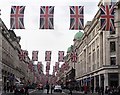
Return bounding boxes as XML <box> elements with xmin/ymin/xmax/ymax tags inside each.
<box><xmin>110</xmin><ymin>57</ymin><xmax>116</xmax><ymax>65</ymax></box>
<box><xmin>110</xmin><ymin>41</ymin><xmax>116</xmax><ymax>52</ymax></box>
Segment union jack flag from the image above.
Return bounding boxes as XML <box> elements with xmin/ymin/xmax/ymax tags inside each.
<box><xmin>10</xmin><ymin>6</ymin><xmax>25</xmax><ymax>29</ymax></box>
<box><xmin>70</xmin><ymin>51</ymin><xmax>77</xmax><ymax>62</ymax></box>
<box><xmin>32</xmin><ymin>51</ymin><xmax>38</xmax><ymax>61</ymax></box>
<box><xmin>58</xmin><ymin>51</ymin><xmax>64</xmax><ymax>62</ymax></box>
<box><xmin>55</xmin><ymin>62</ymin><xmax>59</xmax><ymax>72</ymax></box>
<box><xmin>28</xmin><ymin>61</ymin><xmax>34</xmax><ymax>72</ymax></box>
<box><xmin>69</xmin><ymin>6</ymin><xmax>84</xmax><ymax>30</ymax></box>
<box><xmin>37</xmin><ymin>62</ymin><xmax>42</xmax><ymax>72</ymax></box>
<box><xmin>100</xmin><ymin>5</ymin><xmax>115</xmax><ymax>31</ymax></box>
<box><xmin>46</xmin><ymin>62</ymin><xmax>50</xmax><ymax>71</ymax></box>
<box><xmin>45</xmin><ymin>51</ymin><xmax>52</xmax><ymax>61</ymax></box>
<box><xmin>40</xmin><ymin>6</ymin><xmax>54</xmax><ymax>29</ymax></box>
<box><xmin>18</xmin><ymin>50</ymin><xmax>28</xmax><ymax>61</ymax></box>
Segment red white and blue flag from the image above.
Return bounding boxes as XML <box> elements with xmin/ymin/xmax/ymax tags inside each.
<box><xmin>32</xmin><ymin>51</ymin><xmax>38</xmax><ymax>61</ymax></box>
<box><xmin>18</xmin><ymin>50</ymin><xmax>28</xmax><ymax>61</ymax></box>
<box><xmin>37</xmin><ymin>61</ymin><xmax>42</xmax><ymax>73</ymax></box>
<box><xmin>55</xmin><ymin>62</ymin><xmax>59</xmax><ymax>72</ymax></box>
<box><xmin>10</xmin><ymin>6</ymin><xmax>25</xmax><ymax>29</ymax></box>
<box><xmin>45</xmin><ymin>51</ymin><xmax>52</xmax><ymax>61</ymax></box>
<box><xmin>40</xmin><ymin>6</ymin><xmax>54</xmax><ymax>29</ymax></box>
<box><xmin>46</xmin><ymin>62</ymin><xmax>50</xmax><ymax>72</ymax></box>
<box><xmin>70</xmin><ymin>51</ymin><xmax>77</xmax><ymax>62</ymax></box>
<box><xmin>58</xmin><ymin>51</ymin><xmax>64</xmax><ymax>62</ymax></box>
<box><xmin>69</xmin><ymin>6</ymin><xmax>84</xmax><ymax>30</ymax></box>
<box><xmin>28</xmin><ymin>61</ymin><xmax>34</xmax><ymax>72</ymax></box>
<box><xmin>100</xmin><ymin>5</ymin><xmax>115</xmax><ymax>31</ymax></box>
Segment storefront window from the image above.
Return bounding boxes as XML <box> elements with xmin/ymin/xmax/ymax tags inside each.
<box><xmin>108</xmin><ymin>73</ymin><xmax>118</xmax><ymax>87</ymax></box>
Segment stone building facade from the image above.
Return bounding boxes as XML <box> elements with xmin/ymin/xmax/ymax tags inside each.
<box><xmin>58</xmin><ymin>0</ymin><xmax>120</xmax><ymax>92</ymax></box>
<box><xmin>0</xmin><ymin>18</ymin><xmax>34</xmax><ymax>93</ymax></box>
<box><xmin>74</xmin><ymin>0</ymin><xmax>120</xmax><ymax>91</ymax></box>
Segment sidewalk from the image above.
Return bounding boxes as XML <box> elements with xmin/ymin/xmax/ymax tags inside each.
<box><xmin>63</xmin><ymin>89</ymin><xmax>99</xmax><ymax>95</ymax></box>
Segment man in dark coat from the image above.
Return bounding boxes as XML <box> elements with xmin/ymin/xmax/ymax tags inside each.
<box><xmin>46</xmin><ymin>82</ymin><xmax>50</xmax><ymax>94</ymax></box>
<box><xmin>24</xmin><ymin>84</ymin><xmax>29</xmax><ymax>95</ymax></box>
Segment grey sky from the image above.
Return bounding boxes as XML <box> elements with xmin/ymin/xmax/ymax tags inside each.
<box><xmin>0</xmin><ymin>0</ymin><xmax>99</xmax><ymax>73</ymax></box>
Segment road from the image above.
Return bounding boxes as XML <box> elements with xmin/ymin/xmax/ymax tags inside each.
<box><xmin>1</xmin><ymin>89</ymin><xmax>98</xmax><ymax>95</ymax></box>
<box><xmin>1</xmin><ymin>89</ymin><xmax>67</xmax><ymax>95</ymax></box>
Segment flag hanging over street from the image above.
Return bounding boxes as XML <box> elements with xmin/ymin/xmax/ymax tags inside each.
<box><xmin>46</xmin><ymin>62</ymin><xmax>50</xmax><ymax>71</ymax></box>
<box><xmin>45</xmin><ymin>51</ymin><xmax>52</xmax><ymax>61</ymax></box>
<box><xmin>28</xmin><ymin>61</ymin><xmax>34</xmax><ymax>72</ymax></box>
<box><xmin>69</xmin><ymin>6</ymin><xmax>84</xmax><ymax>30</ymax></box>
<box><xmin>52</xmin><ymin>66</ymin><xmax>55</xmax><ymax>76</ymax></box>
<box><xmin>58</xmin><ymin>51</ymin><xmax>64</xmax><ymax>62</ymax></box>
<box><xmin>10</xmin><ymin>6</ymin><xmax>25</xmax><ymax>29</ymax></box>
<box><xmin>18</xmin><ymin>50</ymin><xmax>28</xmax><ymax>61</ymax></box>
<box><xmin>37</xmin><ymin>61</ymin><xmax>42</xmax><ymax>73</ymax></box>
<box><xmin>39</xmin><ymin>6</ymin><xmax>54</xmax><ymax>29</ymax></box>
<box><xmin>70</xmin><ymin>51</ymin><xmax>77</xmax><ymax>62</ymax></box>
<box><xmin>32</xmin><ymin>51</ymin><xmax>38</xmax><ymax>61</ymax></box>
<box><xmin>55</xmin><ymin>62</ymin><xmax>59</xmax><ymax>72</ymax></box>
<box><xmin>100</xmin><ymin>5</ymin><xmax>115</xmax><ymax>31</ymax></box>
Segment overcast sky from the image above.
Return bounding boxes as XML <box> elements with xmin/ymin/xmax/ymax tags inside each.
<box><xmin>0</xmin><ymin>0</ymin><xmax>99</xmax><ymax>74</ymax></box>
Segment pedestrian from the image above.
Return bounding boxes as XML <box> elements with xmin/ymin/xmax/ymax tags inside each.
<box><xmin>7</xmin><ymin>85</ymin><xmax>10</xmax><ymax>92</ymax></box>
<box><xmin>84</xmin><ymin>84</ymin><xmax>88</xmax><ymax>94</ymax></box>
<box><xmin>100</xmin><ymin>86</ymin><xmax>104</xmax><ymax>95</ymax></box>
<box><xmin>50</xmin><ymin>84</ymin><xmax>54</xmax><ymax>94</ymax></box>
<box><xmin>91</xmin><ymin>86</ymin><xmax>94</xmax><ymax>93</ymax></box>
<box><xmin>46</xmin><ymin>82</ymin><xmax>50</xmax><ymax>94</ymax></box>
<box><xmin>105</xmin><ymin>86</ymin><xmax>109</xmax><ymax>94</ymax></box>
<box><xmin>24</xmin><ymin>84</ymin><xmax>29</xmax><ymax>95</ymax></box>
<box><xmin>3</xmin><ymin>85</ymin><xmax>6</xmax><ymax>93</ymax></box>
<box><xmin>68</xmin><ymin>83</ymin><xmax>72</xmax><ymax>95</ymax></box>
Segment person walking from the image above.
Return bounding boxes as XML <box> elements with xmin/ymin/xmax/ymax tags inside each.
<box><xmin>84</xmin><ymin>84</ymin><xmax>88</xmax><ymax>94</ymax></box>
<box><xmin>46</xmin><ymin>82</ymin><xmax>50</xmax><ymax>94</ymax></box>
<box><xmin>68</xmin><ymin>83</ymin><xmax>72</xmax><ymax>95</ymax></box>
<box><xmin>50</xmin><ymin>84</ymin><xmax>54</xmax><ymax>94</ymax></box>
<box><xmin>24</xmin><ymin>84</ymin><xmax>29</xmax><ymax>95</ymax></box>
<box><xmin>3</xmin><ymin>85</ymin><xmax>6</xmax><ymax>93</ymax></box>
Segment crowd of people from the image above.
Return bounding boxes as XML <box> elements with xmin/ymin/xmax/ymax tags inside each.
<box><xmin>64</xmin><ymin>82</ymin><xmax>120</xmax><ymax>95</ymax></box>
<box><xmin>70</xmin><ymin>84</ymin><xmax>120</xmax><ymax>95</ymax></box>
<box><xmin>3</xmin><ymin>83</ymin><xmax>29</xmax><ymax>95</ymax></box>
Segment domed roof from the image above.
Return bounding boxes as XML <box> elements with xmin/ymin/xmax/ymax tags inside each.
<box><xmin>67</xmin><ymin>46</ymin><xmax>72</xmax><ymax>53</ymax></box>
<box><xmin>74</xmin><ymin>31</ymin><xmax>83</xmax><ymax>41</ymax></box>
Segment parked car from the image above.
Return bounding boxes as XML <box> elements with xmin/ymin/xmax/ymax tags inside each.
<box><xmin>54</xmin><ymin>85</ymin><xmax>62</xmax><ymax>93</ymax></box>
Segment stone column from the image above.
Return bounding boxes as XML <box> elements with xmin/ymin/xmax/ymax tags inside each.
<box><xmin>104</xmin><ymin>73</ymin><xmax>108</xmax><ymax>87</ymax></box>
<box><xmin>94</xmin><ymin>76</ymin><xmax>96</xmax><ymax>92</ymax></box>
<box><xmin>99</xmin><ymin>75</ymin><xmax>101</xmax><ymax>87</ymax></box>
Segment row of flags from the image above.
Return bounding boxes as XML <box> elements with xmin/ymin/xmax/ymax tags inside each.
<box><xmin>26</xmin><ymin>51</ymin><xmax>76</xmax><ymax>79</ymax></box>
<box><xmin>10</xmin><ymin>6</ymin><xmax>84</xmax><ymax>30</ymax></box>
<box><xmin>32</xmin><ymin>51</ymin><xmax>65</xmax><ymax>62</ymax></box>
<box><xmin>20</xmin><ymin>50</ymin><xmax>77</xmax><ymax>76</ymax></box>
<box><xmin>9</xmin><ymin>4</ymin><xmax>115</xmax><ymax>31</ymax></box>
<box><xmin>18</xmin><ymin>50</ymin><xmax>65</xmax><ymax>62</ymax></box>
<box><xmin>19</xmin><ymin>50</ymin><xmax>78</xmax><ymax>63</ymax></box>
